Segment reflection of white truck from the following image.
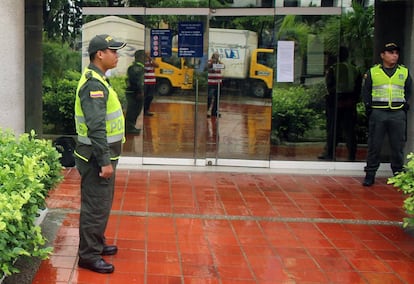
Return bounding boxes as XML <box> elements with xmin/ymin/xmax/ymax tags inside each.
<box><xmin>82</xmin><ymin>16</ymin><xmax>146</xmax><ymax>76</ymax></box>
<box><xmin>209</xmin><ymin>28</ymin><xmax>274</xmax><ymax>98</ymax></box>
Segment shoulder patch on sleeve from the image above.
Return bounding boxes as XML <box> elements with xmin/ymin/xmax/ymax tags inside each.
<box><xmin>90</xmin><ymin>90</ymin><xmax>104</xmax><ymax>98</ymax></box>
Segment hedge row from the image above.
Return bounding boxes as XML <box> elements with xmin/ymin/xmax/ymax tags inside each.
<box><xmin>0</xmin><ymin>129</ymin><xmax>63</xmax><ymax>276</ymax></box>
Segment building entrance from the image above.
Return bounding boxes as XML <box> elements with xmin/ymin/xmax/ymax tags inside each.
<box><xmin>80</xmin><ymin>3</ymin><xmax>372</xmax><ymax>169</ymax></box>
<box><xmin>82</xmin><ymin>8</ymin><xmax>273</xmax><ymax>167</ymax></box>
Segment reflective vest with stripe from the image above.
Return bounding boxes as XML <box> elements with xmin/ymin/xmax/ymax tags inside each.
<box><xmin>208</xmin><ymin>61</ymin><xmax>223</xmax><ymax>85</ymax></box>
<box><xmin>144</xmin><ymin>60</ymin><xmax>156</xmax><ymax>85</ymax></box>
<box><xmin>75</xmin><ymin>68</ymin><xmax>125</xmax><ymax>146</ymax></box>
<box><xmin>371</xmin><ymin>64</ymin><xmax>408</xmax><ymax>110</ymax></box>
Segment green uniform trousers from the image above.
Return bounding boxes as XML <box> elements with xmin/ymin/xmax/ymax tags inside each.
<box><xmin>365</xmin><ymin>109</ymin><xmax>406</xmax><ymax>174</ymax></box>
<box><xmin>75</xmin><ymin>155</ymin><xmax>118</xmax><ymax>262</ymax></box>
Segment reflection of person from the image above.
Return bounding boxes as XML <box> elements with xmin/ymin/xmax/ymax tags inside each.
<box><xmin>125</xmin><ymin>50</ymin><xmax>145</xmax><ymax>134</ymax></box>
<box><xmin>143</xmin><ymin>51</ymin><xmax>159</xmax><ymax>116</ymax></box>
<box><xmin>207</xmin><ymin>51</ymin><xmax>223</xmax><ymax>118</ymax></box>
<box><xmin>319</xmin><ymin>46</ymin><xmax>361</xmax><ymax>161</ymax></box>
<box><xmin>362</xmin><ymin>43</ymin><xmax>412</xmax><ymax>186</ymax></box>
<box><xmin>74</xmin><ymin>34</ymin><xmax>126</xmax><ymax>273</ymax></box>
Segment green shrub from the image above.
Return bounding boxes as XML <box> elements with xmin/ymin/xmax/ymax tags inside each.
<box><xmin>388</xmin><ymin>153</ymin><xmax>414</xmax><ymax>228</ymax></box>
<box><xmin>0</xmin><ymin>129</ymin><xmax>63</xmax><ymax>276</ymax></box>
<box><xmin>108</xmin><ymin>75</ymin><xmax>127</xmax><ymax>109</ymax></box>
<box><xmin>271</xmin><ymin>85</ymin><xmax>324</xmax><ymax>143</ymax></box>
<box><xmin>43</xmin><ymin>72</ymin><xmax>127</xmax><ymax>134</ymax></box>
<box><xmin>43</xmin><ymin>70</ymin><xmax>80</xmax><ymax>134</ymax></box>
<box><xmin>356</xmin><ymin>102</ymin><xmax>368</xmax><ymax>144</ymax></box>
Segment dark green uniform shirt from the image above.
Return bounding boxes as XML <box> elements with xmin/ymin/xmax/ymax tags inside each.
<box><xmin>75</xmin><ymin>63</ymin><xmax>122</xmax><ymax>167</ymax></box>
<box><xmin>126</xmin><ymin>61</ymin><xmax>144</xmax><ymax>93</ymax></box>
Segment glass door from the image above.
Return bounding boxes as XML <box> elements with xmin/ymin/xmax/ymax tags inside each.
<box><xmin>141</xmin><ymin>12</ymin><xmax>208</xmax><ymax>165</ymax></box>
<box><xmin>82</xmin><ymin>10</ymin><xmax>208</xmax><ymax>165</ymax></box>
<box><xmin>207</xmin><ymin>10</ymin><xmax>274</xmax><ymax>166</ymax></box>
<box><xmin>82</xmin><ymin>7</ymin><xmax>273</xmax><ymax>167</ymax></box>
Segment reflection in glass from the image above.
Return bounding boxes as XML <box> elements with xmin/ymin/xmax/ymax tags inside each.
<box><xmin>81</xmin><ymin>15</ymin><xmax>146</xmax><ymax>157</ymax></box>
<box><xmin>142</xmin><ymin>15</ymin><xmax>206</xmax><ymax>160</ymax></box>
<box><xmin>154</xmin><ymin>49</ymin><xmax>194</xmax><ymax>96</ymax></box>
<box><xmin>275</xmin><ymin>0</ymin><xmax>366</xmax><ymax>8</ymax></box>
<box><xmin>82</xmin><ymin>0</ymin><xmax>208</xmax><ymax>8</ymax></box>
<box><xmin>81</xmin><ymin>0</ymin><xmax>276</xmax><ymax>8</ymax></box>
<box><xmin>210</xmin><ymin>0</ymin><xmax>274</xmax><ymax>8</ymax></box>
<box><xmin>77</xmin><ymin>2</ymin><xmax>375</xmax><ymax>164</ymax></box>
<box><xmin>207</xmin><ymin>15</ymin><xmax>274</xmax><ymax>162</ymax></box>
<box><xmin>270</xmin><ymin>8</ymin><xmax>373</xmax><ymax>162</ymax></box>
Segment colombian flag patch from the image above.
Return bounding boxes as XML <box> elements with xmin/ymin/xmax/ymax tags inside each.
<box><xmin>90</xmin><ymin>90</ymin><xmax>104</xmax><ymax>98</ymax></box>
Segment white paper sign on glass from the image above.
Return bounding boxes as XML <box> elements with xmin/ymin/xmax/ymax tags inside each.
<box><xmin>277</xmin><ymin>41</ymin><xmax>295</xmax><ymax>83</ymax></box>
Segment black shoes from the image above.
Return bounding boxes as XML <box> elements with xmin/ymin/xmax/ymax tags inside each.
<box><xmin>144</xmin><ymin>112</ymin><xmax>154</xmax><ymax>116</ymax></box>
<box><xmin>102</xmin><ymin>245</ymin><xmax>118</xmax><ymax>256</ymax></box>
<box><xmin>78</xmin><ymin>258</ymin><xmax>114</xmax><ymax>274</ymax></box>
<box><xmin>78</xmin><ymin>245</ymin><xmax>117</xmax><ymax>273</ymax></box>
<box><xmin>362</xmin><ymin>173</ymin><xmax>375</xmax><ymax>186</ymax></box>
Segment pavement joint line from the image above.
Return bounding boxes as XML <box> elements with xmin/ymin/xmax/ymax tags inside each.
<box><xmin>48</xmin><ymin>208</ymin><xmax>403</xmax><ymax>227</ymax></box>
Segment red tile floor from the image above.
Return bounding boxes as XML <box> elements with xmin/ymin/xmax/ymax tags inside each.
<box><xmin>32</xmin><ymin>167</ymin><xmax>414</xmax><ymax>284</ymax></box>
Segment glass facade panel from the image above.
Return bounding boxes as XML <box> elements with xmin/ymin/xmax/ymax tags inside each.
<box><xmin>82</xmin><ymin>0</ymin><xmax>208</xmax><ymax>8</ymax></box>
<box><xmin>41</xmin><ymin>1</ymin><xmax>377</xmax><ymax>166</ymax></box>
<box><xmin>275</xmin><ymin>0</ymin><xmax>374</xmax><ymax>8</ymax></box>
<box><xmin>80</xmin><ymin>0</ymin><xmax>277</xmax><ymax>8</ymax></box>
<box><xmin>270</xmin><ymin>7</ymin><xmax>374</xmax><ymax>162</ymax></box>
<box><xmin>207</xmin><ymin>14</ymin><xmax>274</xmax><ymax>162</ymax></box>
<box><xmin>209</xmin><ymin>0</ymin><xmax>274</xmax><ymax>8</ymax></box>
<box><xmin>141</xmin><ymin>15</ymin><xmax>207</xmax><ymax>160</ymax></box>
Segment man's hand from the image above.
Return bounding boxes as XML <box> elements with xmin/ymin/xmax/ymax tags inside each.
<box><xmin>99</xmin><ymin>164</ymin><xmax>114</xmax><ymax>179</ymax></box>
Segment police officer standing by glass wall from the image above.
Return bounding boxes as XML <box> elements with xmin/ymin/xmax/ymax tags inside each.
<box><xmin>319</xmin><ymin>46</ymin><xmax>361</xmax><ymax>161</ymax></box>
<box><xmin>74</xmin><ymin>34</ymin><xmax>126</xmax><ymax>273</ymax></box>
<box><xmin>125</xmin><ymin>50</ymin><xmax>144</xmax><ymax>134</ymax></box>
<box><xmin>362</xmin><ymin>43</ymin><xmax>412</xmax><ymax>186</ymax></box>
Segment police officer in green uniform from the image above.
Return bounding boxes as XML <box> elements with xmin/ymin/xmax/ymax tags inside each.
<box><xmin>319</xmin><ymin>46</ymin><xmax>361</xmax><ymax>161</ymax></box>
<box><xmin>74</xmin><ymin>34</ymin><xmax>126</xmax><ymax>273</ymax></box>
<box><xmin>362</xmin><ymin>43</ymin><xmax>412</xmax><ymax>186</ymax></box>
<box><xmin>125</xmin><ymin>50</ymin><xmax>144</xmax><ymax>134</ymax></box>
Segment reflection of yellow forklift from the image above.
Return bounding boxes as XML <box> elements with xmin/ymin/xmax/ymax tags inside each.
<box><xmin>153</xmin><ymin>48</ymin><xmax>194</xmax><ymax>95</ymax></box>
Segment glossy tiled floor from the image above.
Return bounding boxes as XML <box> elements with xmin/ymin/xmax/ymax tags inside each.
<box><xmin>32</xmin><ymin>167</ymin><xmax>414</xmax><ymax>284</ymax></box>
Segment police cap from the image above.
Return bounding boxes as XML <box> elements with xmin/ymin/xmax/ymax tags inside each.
<box><xmin>382</xmin><ymin>42</ymin><xmax>400</xmax><ymax>52</ymax></box>
<box><xmin>88</xmin><ymin>34</ymin><xmax>126</xmax><ymax>55</ymax></box>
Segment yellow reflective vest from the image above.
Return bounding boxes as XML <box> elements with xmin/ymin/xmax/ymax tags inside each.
<box><xmin>75</xmin><ymin>68</ymin><xmax>125</xmax><ymax>149</ymax></box>
<box><xmin>371</xmin><ymin>64</ymin><xmax>408</xmax><ymax>109</ymax></box>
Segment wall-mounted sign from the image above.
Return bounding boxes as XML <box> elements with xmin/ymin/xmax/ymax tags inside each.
<box><xmin>178</xmin><ymin>22</ymin><xmax>203</xmax><ymax>58</ymax></box>
<box><xmin>277</xmin><ymin>40</ymin><xmax>294</xmax><ymax>82</ymax></box>
<box><xmin>151</xmin><ymin>29</ymin><xmax>172</xmax><ymax>57</ymax></box>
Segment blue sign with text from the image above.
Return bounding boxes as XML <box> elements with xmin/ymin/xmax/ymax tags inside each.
<box><xmin>150</xmin><ymin>29</ymin><xmax>172</xmax><ymax>57</ymax></box>
<box><xmin>178</xmin><ymin>22</ymin><xmax>203</xmax><ymax>58</ymax></box>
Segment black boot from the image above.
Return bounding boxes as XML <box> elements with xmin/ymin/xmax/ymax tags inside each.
<box><xmin>362</xmin><ymin>172</ymin><xmax>375</xmax><ymax>187</ymax></box>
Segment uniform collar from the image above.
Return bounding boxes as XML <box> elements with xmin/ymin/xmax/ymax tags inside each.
<box><xmin>88</xmin><ymin>63</ymin><xmax>107</xmax><ymax>80</ymax></box>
